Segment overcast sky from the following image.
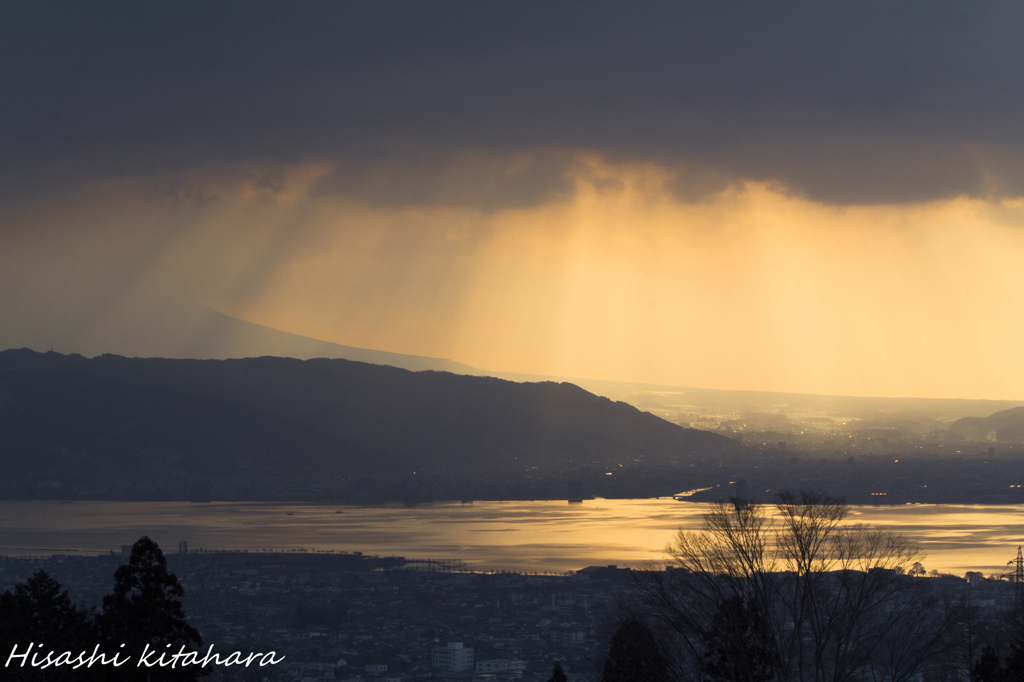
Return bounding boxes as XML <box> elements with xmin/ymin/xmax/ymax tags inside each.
<box><xmin>2</xmin><ymin>2</ymin><xmax>1023</xmax><ymax>399</ymax></box>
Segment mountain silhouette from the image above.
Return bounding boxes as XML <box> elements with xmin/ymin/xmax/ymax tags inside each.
<box><xmin>949</xmin><ymin>406</ymin><xmax>1024</xmax><ymax>442</ymax></box>
<box><xmin>0</xmin><ymin>350</ymin><xmax>733</xmax><ymax>499</ymax></box>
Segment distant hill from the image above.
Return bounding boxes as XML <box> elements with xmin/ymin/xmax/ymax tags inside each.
<box><xmin>495</xmin><ymin>371</ymin><xmax>1024</xmax><ymax>423</ymax></box>
<box><xmin>180</xmin><ymin>307</ymin><xmax>482</xmax><ymax>374</ymax></box>
<box><xmin>949</xmin><ymin>407</ymin><xmax>1024</xmax><ymax>442</ymax></box>
<box><xmin>1</xmin><ymin>302</ymin><xmax>480</xmax><ymax>375</ymax></box>
<box><xmin>0</xmin><ymin>350</ymin><xmax>732</xmax><ymax>500</ymax></box>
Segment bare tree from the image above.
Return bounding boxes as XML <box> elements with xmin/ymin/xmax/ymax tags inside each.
<box><xmin>631</xmin><ymin>491</ymin><xmax>962</xmax><ymax>682</ymax></box>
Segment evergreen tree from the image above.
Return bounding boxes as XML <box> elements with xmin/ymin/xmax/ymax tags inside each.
<box><xmin>701</xmin><ymin>595</ymin><xmax>775</xmax><ymax>682</ymax></box>
<box><xmin>547</xmin><ymin>661</ymin><xmax>567</xmax><ymax>682</ymax></box>
<box><xmin>973</xmin><ymin>645</ymin><xmax>1004</xmax><ymax>682</ymax></box>
<box><xmin>1004</xmin><ymin>647</ymin><xmax>1024</xmax><ymax>682</ymax></box>
<box><xmin>96</xmin><ymin>536</ymin><xmax>205</xmax><ymax>681</ymax></box>
<box><xmin>601</xmin><ymin>616</ymin><xmax>669</xmax><ymax>682</ymax></box>
<box><xmin>0</xmin><ymin>571</ymin><xmax>93</xmax><ymax>682</ymax></box>
<box><xmin>1002</xmin><ymin>605</ymin><xmax>1024</xmax><ymax>682</ymax></box>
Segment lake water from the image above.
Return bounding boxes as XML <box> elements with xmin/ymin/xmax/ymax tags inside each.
<box><xmin>2</xmin><ymin>499</ymin><xmax>1022</xmax><ymax>575</ymax></box>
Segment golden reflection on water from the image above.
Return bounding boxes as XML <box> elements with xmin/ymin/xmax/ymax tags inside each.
<box><xmin>1</xmin><ymin>500</ymin><xmax>1022</xmax><ymax>575</ymax></box>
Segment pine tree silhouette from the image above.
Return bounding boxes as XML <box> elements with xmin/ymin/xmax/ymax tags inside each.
<box><xmin>547</xmin><ymin>660</ymin><xmax>568</xmax><ymax>682</ymax></box>
<box><xmin>0</xmin><ymin>570</ymin><xmax>93</xmax><ymax>682</ymax></box>
<box><xmin>973</xmin><ymin>645</ymin><xmax>1003</xmax><ymax>682</ymax></box>
<box><xmin>701</xmin><ymin>595</ymin><xmax>776</xmax><ymax>682</ymax></box>
<box><xmin>96</xmin><ymin>536</ymin><xmax>205</xmax><ymax>681</ymax></box>
<box><xmin>601</xmin><ymin>616</ymin><xmax>669</xmax><ymax>682</ymax></box>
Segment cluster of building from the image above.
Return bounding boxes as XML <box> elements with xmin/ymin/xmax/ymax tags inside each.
<box><xmin>0</xmin><ymin>551</ymin><xmax>637</xmax><ymax>681</ymax></box>
<box><xmin>4</xmin><ymin>547</ymin><xmax>1021</xmax><ymax>681</ymax></box>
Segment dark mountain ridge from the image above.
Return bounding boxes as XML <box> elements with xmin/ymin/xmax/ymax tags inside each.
<box><xmin>0</xmin><ymin>369</ymin><xmax>339</xmax><ymax>476</ymax></box>
<box><xmin>0</xmin><ymin>349</ymin><xmax>732</xmax><ymax>500</ymax></box>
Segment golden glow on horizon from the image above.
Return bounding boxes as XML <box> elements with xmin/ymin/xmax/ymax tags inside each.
<box><xmin>3</xmin><ymin>154</ymin><xmax>1023</xmax><ymax>399</ymax></box>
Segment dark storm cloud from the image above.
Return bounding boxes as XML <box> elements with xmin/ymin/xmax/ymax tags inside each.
<box><xmin>2</xmin><ymin>1</ymin><xmax>1023</xmax><ymax>208</ymax></box>
<box><xmin>310</xmin><ymin>149</ymin><xmax>578</xmax><ymax>212</ymax></box>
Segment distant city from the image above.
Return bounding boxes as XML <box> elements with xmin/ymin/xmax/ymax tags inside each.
<box><xmin>2</xmin><ymin>544</ymin><xmax>1017</xmax><ymax>682</ymax></box>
